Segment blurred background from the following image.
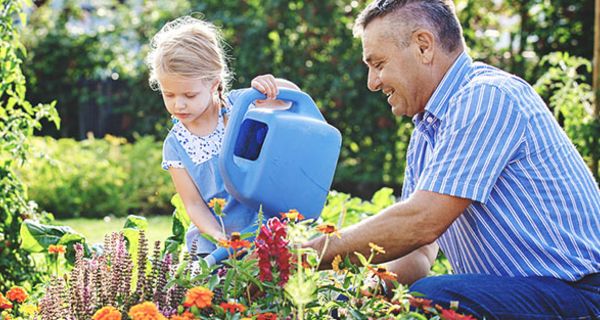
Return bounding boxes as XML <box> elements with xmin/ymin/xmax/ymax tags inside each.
<box><xmin>15</xmin><ymin>0</ymin><xmax>599</xmax><ymax>219</ymax></box>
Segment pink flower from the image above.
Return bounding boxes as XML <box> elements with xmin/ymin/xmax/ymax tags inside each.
<box><xmin>255</xmin><ymin>218</ymin><xmax>291</xmax><ymax>286</ymax></box>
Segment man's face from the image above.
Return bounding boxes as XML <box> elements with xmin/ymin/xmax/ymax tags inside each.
<box><xmin>361</xmin><ymin>17</ymin><xmax>429</xmax><ymax>117</ymax></box>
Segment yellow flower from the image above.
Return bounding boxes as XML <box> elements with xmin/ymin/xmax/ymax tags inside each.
<box><xmin>128</xmin><ymin>302</ymin><xmax>166</xmax><ymax>320</ymax></box>
<box><xmin>20</xmin><ymin>304</ymin><xmax>38</xmax><ymax>316</ymax></box>
<box><xmin>368</xmin><ymin>242</ymin><xmax>386</xmax><ymax>254</ymax></box>
<box><xmin>208</xmin><ymin>198</ymin><xmax>227</xmax><ymax>209</ymax></box>
<box><xmin>332</xmin><ymin>255</ymin><xmax>343</xmax><ymax>273</ymax></box>
<box><xmin>281</xmin><ymin>209</ymin><xmax>304</xmax><ymax>221</ymax></box>
<box><xmin>93</xmin><ymin>306</ymin><xmax>122</xmax><ymax>320</ymax></box>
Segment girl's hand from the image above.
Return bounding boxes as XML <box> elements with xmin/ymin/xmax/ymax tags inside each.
<box><xmin>251</xmin><ymin>74</ymin><xmax>279</xmax><ymax>100</ymax></box>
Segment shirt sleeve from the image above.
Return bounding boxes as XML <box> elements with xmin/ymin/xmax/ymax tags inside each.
<box><xmin>161</xmin><ymin>135</ymin><xmax>184</xmax><ymax>170</ymax></box>
<box><xmin>416</xmin><ymin>84</ymin><xmax>527</xmax><ymax>203</ymax></box>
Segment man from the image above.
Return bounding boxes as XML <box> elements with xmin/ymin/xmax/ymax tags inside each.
<box><xmin>306</xmin><ymin>0</ymin><xmax>600</xmax><ymax>318</ymax></box>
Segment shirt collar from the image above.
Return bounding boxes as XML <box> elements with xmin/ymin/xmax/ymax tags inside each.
<box><xmin>415</xmin><ymin>51</ymin><xmax>472</xmax><ymax>122</ymax></box>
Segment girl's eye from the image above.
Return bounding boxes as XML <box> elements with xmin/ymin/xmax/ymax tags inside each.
<box><xmin>185</xmin><ymin>94</ymin><xmax>197</xmax><ymax>98</ymax></box>
<box><xmin>164</xmin><ymin>93</ymin><xmax>174</xmax><ymax>98</ymax></box>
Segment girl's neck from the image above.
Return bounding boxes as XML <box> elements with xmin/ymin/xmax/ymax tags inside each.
<box><xmin>184</xmin><ymin>99</ymin><xmax>221</xmax><ymax>137</ymax></box>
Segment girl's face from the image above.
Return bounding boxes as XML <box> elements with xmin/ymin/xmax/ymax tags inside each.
<box><xmin>157</xmin><ymin>73</ymin><xmax>219</xmax><ymax>128</ymax></box>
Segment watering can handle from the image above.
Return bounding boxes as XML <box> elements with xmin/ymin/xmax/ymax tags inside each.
<box><xmin>219</xmin><ymin>88</ymin><xmax>325</xmax><ymax>199</ymax></box>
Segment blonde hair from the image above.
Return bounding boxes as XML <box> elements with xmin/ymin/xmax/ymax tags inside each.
<box><xmin>146</xmin><ymin>16</ymin><xmax>232</xmax><ymax>99</ymax></box>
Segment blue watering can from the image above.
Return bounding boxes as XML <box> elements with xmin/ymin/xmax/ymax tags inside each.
<box><xmin>204</xmin><ymin>88</ymin><xmax>341</xmax><ymax>265</ymax></box>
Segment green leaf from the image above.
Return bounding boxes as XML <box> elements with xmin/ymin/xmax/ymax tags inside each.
<box><xmin>354</xmin><ymin>251</ymin><xmax>369</xmax><ymax>267</ymax></box>
<box><xmin>19</xmin><ymin>220</ymin><xmax>78</xmax><ymax>253</ymax></box>
<box><xmin>123</xmin><ymin>215</ymin><xmax>148</xmax><ymax>230</ymax></box>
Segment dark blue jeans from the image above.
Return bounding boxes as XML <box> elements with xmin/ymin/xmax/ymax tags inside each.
<box><xmin>410</xmin><ymin>273</ymin><xmax>600</xmax><ymax>319</ymax></box>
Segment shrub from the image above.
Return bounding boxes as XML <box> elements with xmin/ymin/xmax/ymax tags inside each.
<box><xmin>15</xmin><ymin>135</ymin><xmax>173</xmax><ymax>218</ymax></box>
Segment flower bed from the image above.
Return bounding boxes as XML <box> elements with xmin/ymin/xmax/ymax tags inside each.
<box><xmin>6</xmin><ymin>201</ymin><xmax>475</xmax><ymax>320</ymax></box>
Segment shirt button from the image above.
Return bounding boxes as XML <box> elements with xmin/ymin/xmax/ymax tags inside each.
<box><xmin>426</xmin><ymin>117</ymin><xmax>433</xmax><ymax>123</ymax></box>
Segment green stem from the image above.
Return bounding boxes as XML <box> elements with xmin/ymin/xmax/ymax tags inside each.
<box><xmin>315</xmin><ymin>236</ymin><xmax>331</xmax><ymax>271</ymax></box>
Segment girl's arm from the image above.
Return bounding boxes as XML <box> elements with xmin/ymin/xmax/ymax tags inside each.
<box><xmin>168</xmin><ymin>167</ymin><xmax>226</xmax><ymax>241</ymax></box>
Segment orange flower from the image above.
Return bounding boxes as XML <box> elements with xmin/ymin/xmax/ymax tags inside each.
<box><xmin>315</xmin><ymin>223</ymin><xmax>341</xmax><ymax>238</ymax></box>
<box><xmin>229</xmin><ymin>232</ymin><xmax>252</xmax><ymax>250</ymax></box>
<box><xmin>281</xmin><ymin>209</ymin><xmax>304</xmax><ymax>221</ymax></box>
<box><xmin>128</xmin><ymin>302</ymin><xmax>166</xmax><ymax>320</ymax></box>
<box><xmin>367</xmin><ymin>265</ymin><xmax>398</xmax><ymax>281</ymax></box>
<box><xmin>170</xmin><ymin>311</ymin><xmax>195</xmax><ymax>320</ymax></box>
<box><xmin>182</xmin><ymin>287</ymin><xmax>213</xmax><ymax>309</ymax></box>
<box><xmin>0</xmin><ymin>293</ymin><xmax>13</xmax><ymax>309</ymax></box>
<box><xmin>208</xmin><ymin>198</ymin><xmax>227</xmax><ymax>209</ymax></box>
<box><xmin>6</xmin><ymin>286</ymin><xmax>28</xmax><ymax>303</ymax></box>
<box><xmin>48</xmin><ymin>244</ymin><xmax>66</xmax><ymax>254</ymax></box>
<box><xmin>219</xmin><ymin>301</ymin><xmax>246</xmax><ymax>314</ymax></box>
<box><xmin>92</xmin><ymin>306</ymin><xmax>122</xmax><ymax>320</ymax></box>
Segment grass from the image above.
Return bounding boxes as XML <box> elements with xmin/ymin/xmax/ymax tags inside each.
<box><xmin>56</xmin><ymin>215</ymin><xmax>173</xmax><ymax>245</ymax></box>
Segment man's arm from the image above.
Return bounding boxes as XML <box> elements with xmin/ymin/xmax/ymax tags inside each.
<box><xmin>384</xmin><ymin>243</ymin><xmax>439</xmax><ymax>285</ymax></box>
<box><xmin>306</xmin><ymin>190</ymin><xmax>471</xmax><ymax>268</ymax></box>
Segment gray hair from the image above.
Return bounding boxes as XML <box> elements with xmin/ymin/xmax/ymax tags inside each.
<box><xmin>353</xmin><ymin>0</ymin><xmax>464</xmax><ymax>53</ymax></box>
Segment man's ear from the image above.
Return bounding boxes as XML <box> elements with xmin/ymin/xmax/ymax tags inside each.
<box><xmin>412</xmin><ymin>29</ymin><xmax>435</xmax><ymax>64</ymax></box>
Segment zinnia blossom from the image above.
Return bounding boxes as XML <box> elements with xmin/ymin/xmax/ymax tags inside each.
<box><xmin>255</xmin><ymin>217</ymin><xmax>291</xmax><ymax>286</ymax></box>
<box><xmin>6</xmin><ymin>286</ymin><xmax>28</xmax><ymax>303</ymax></box>
<box><xmin>183</xmin><ymin>287</ymin><xmax>213</xmax><ymax>309</ymax></box>
<box><xmin>92</xmin><ymin>306</ymin><xmax>122</xmax><ymax>320</ymax></box>
<box><xmin>128</xmin><ymin>302</ymin><xmax>166</xmax><ymax>320</ymax></box>
<box><xmin>281</xmin><ymin>209</ymin><xmax>304</xmax><ymax>221</ymax></box>
<box><xmin>331</xmin><ymin>255</ymin><xmax>344</xmax><ymax>273</ymax></box>
<box><xmin>440</xmin><ymin>308</ymin><xmax>476</xmax><ymax>320</ymax></box>
<box><xmin>48</xmin><ymin>244</ymin><xmax>66</xmax><ymax>254</ymax></box>
<box><xmin>228</xmin><ymin>232</ymin><xmax>252</xmax><ymax>250</ymax></box>
<box><xmin>220</xmin><ymin>301</ymin><xmax>246</xmax><ymax>314</ymax></box>
<box><xmin>0</xmin><ymin>293</ymin><xmax>13</xmax><ymax>309</ymax></box>
<box><xmin>368</xmin><ymin>242</ymin><xmax>385</xmax><ymax>254</ymax></box>
<box><xmin>367</xmin><ymin>265</ymin><xmax>398</xmax><ymax>281</ymax></box>
<box><xmin>208</xmin><ymin>198</ymin><xmax>226</xmax><ymax>209</ymax></box>
<box><xmin>315</xmin><ymin>223</ymin><xmax>341</xmax><ymax>238</ymax></box>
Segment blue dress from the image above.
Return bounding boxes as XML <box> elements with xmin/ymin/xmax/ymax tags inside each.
<box><xmin>161</xmin><ymin>89</ymin><xmax>257</xmax><ymax>254</ymax></box>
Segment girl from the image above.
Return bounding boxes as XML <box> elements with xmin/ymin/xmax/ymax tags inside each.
<box><xmin>147</xmin><ymin>16</ymin><xmax>300</xmax><ymax>255</ymax></box>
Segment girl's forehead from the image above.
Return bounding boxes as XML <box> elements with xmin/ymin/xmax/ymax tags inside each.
<box><xmin>157</xmin><ymin>73</ymin><xmax>210</xmax><ymax>92</ymax></box>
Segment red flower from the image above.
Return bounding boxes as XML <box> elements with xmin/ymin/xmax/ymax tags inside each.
<box><xmin>6</xmin><ymin>287</ymin><xmax>28</xmax><ymax>303</ymax></box>
<box><xmin>440</xmin><ymin>308</ymin><xmax>476</xmax><ymax>320</ymax></box>
<box><xmin>256</xmin><ymin>312</ymin><xmax>278</xmax><ymax>320</ymax></box>
<box><xmin>409</xmin><ymin>297</ymin><xmax>433</xmax><ymax>311</ymax></box>
<box><xmin>219</xmin><ymin>301</ymin><xmax>246</xmax><ymax>314</ymax></box>
<box><xmin>255</xmin><ymin>217</ymin><xmax>291</xmax><ymax>286</ymax></box>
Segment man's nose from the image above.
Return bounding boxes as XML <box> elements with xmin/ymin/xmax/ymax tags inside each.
<box><xmin>367</xmin><ymin>69</ymin><xmax>381</xmax><ymax>92</ymax></box>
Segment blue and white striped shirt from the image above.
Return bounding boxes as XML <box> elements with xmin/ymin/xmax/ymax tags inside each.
<box><xmin>401</xmin><ymin>52</ymin><xmax>600</xmax><ymax>281</ymax></box>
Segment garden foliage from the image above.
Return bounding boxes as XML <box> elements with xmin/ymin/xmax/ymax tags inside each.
<box><xmin>0</xmin><ymin>0</ymin><xmax>59</xmax><ymax>292</ymax></box>
<box><xmin>21</xmin><ymin>0</ymin><xmax>599</xmax><ymax>194</ymax></box>
<box><xmin>14</xmin><ymin>135</ymin><xmax>173</xmax><ymax>218</ymax></box>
